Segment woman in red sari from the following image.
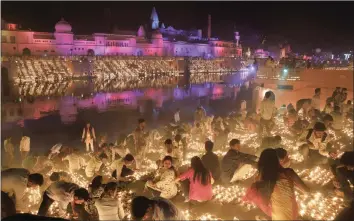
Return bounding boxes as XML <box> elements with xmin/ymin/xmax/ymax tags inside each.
<box><xmin>243</xmin><ymin>148</ymin><xmax>310</xmax><ymax>220</ymax></box>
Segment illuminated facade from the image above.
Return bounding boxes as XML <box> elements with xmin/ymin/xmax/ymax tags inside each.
<box><xmin>1</xmin><ymin>8</ymin><xmax>242</xmax><ymax>58</ymax></box>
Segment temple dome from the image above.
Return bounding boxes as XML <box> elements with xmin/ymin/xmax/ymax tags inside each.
<box><xmin>55</xmin><ymin>18</ymin><xmax>72</xmax><ymax>33</ymax></box>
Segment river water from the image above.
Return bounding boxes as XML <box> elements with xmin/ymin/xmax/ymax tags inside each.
<box><xmin>2</xmin><ymin>71</ymin><xmax>255</xmax><ymax>154</ymax></box>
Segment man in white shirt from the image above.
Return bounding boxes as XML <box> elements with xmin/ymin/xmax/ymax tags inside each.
<box><xmin>298</xmin><ymin>122</ymin><xmax>337</xmax><ymax>165</ymax></box>
<box><xmin>37</xmin><ymin>181</ymin><xmax>89</xmax><ymax>217</ymax></box>
<box><xmin>82</xmin><ymin>122</ymin><xmax>96</xmax><ymax>152</ymax></box>
<box><xmin>1</xmin><ymin>168</ymin><xmax>44</xmax><ymax>212</ymax></box>
<box><xmin>311</xmin><ymin>88</ymin><xmax>321</xmax><ymax>110</ymax></box>
<box><xmin>174</xmin><ymin>108</ymin><xmax>180</xmax><ymax>124</ymax></box>
<box><xmin>259</xmin><ymin>91</ymin><xmax>276</xmax><ymax>136</ymax></box>
<box><xmin>110</xmin><ymin>154</ymin><xmax>135</xmax><ymax>181</ymax></box>
<box><xmin>85</xmin><ymin>152</ymin><xmax>108</xmax><ymax>178</ymax></box>
<box><xmin>63</xmin><ymin>148</ymin><xmax>86</xmax><ymax>173</ymax></box>
<box><xmin>19</xmin><ymin>135</ymin><xmax>31</xmax><ymax>161</ymax></box>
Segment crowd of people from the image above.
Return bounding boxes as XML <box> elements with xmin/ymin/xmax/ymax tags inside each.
<box><xmin>2</xmin><ymin>85</ymin><xmax>354</xmax><ymax>221</ymax></box>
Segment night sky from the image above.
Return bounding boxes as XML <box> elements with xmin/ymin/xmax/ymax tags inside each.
<box><xmin>2</xmin><ymin>1</ymin><xmax>354</xmax><ymax>53</ymax></box>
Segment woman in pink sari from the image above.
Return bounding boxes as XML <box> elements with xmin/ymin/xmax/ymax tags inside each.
<box><xmin>243</xmin><ymin>148</ymin><xmax>310</xmax><ymax>220</ymax></box>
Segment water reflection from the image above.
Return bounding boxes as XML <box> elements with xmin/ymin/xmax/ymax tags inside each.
<box><xmin>3</xmin><ymin>72</ymin><xmax>250</xmax><ymax>127</ymax></box>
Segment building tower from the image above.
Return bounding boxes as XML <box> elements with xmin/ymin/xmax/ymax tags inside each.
<box><xmin>234</xmin><ymin>31</ymin><xmax>240</xmax><ymax>47</ymax></box>
<box><xmin>150</xmin><ymin>7</ymin><xmax>159</xmax><ymax>30</ymax></box>
<box><xmin>207</xmin><ymin>14</ymin><xmax>211</xmax><ymax>39</ymax></box>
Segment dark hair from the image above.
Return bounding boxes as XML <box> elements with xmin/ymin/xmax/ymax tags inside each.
<box><xmin>191</xmin><ymin>156</ymin><xmax>211</xmax><ymax>186</ymax></box>
<box><xmin>164</xmin><ymin>139</ymin><xmax>172</xmax><ymax>145</ymax></box>
<box><xmin>323</xmin><ymin>114</ymin><xmax>334</xmax><ymax>122</ymax></box>
<box><xmin>104</xmin><ymin>182</ymin><xmax>118</xmax><ymax>193</ymax></box>
<box><xmin>98</xmin><ymin>152</ymin><xmax>108</xmax><ymax>160</ymax></box>
<box><xmin>74</xmin><ymin>188</ymin><xmax>89</xmax><ymax>201</ymax></box>
<box><xmin>274</xmin><ymin>135</ymin><xmax>282</xmax><ymax>143</ymax></box>
<box><xmin>131</xmin><ymin>196</ymin><xmax>153</xmax><ymax>219</ymax></box>
<box><xmin>162</xmin><ymin>156</ymin><xmax>178</xmax><ymax>177</ymax></box>
<box><xmin>275</xmin><ymin>148</ymin><xmax>288</xmax><ymax>160</ymax></box>
<box><xmin>138</xmin><ymin>118</ymin><xmax>145</xmax><ymax>124</ymax></box>
<box><xmin>334</xmin><ymin>105</ymin><xmax>341</xmax><ymax>112</ymax></box>
<box><xmin>109</xmin><ymin>143</ymin><xmax>114</xmax><ymax>147</ymax></box>
<box><xmin>28</xmin><ymin>173</ymin><xmax>44</xmax><ymax>186</ymax></box>
<box><xmin>205</xmin><ymin>141</ymin><xmax>214</xmax><ymax>152</ymax></box>
<box><xmin>49</xmin><ymin>172</ymin><xmax>60</xmax><ymax>182</ymax></box>
<box><xmin>265</xmin><ymin>91</ymin><xmax>272</xmax><ymax>99</ymax></box>
<box><xmin>347</xmin><ymin>100</ymin><xmax>352</xmax><ymax>105</ymax></box>
<box><xmin>314</xmin><ymin>122</ymin><xmax>326</xmax><ymax>131</ymax></box>
<box><xmin>255</xmin><ymin>148</ymin><xmax>282</xmax><ymax>203</ymax></box>
<box><xmin>90</xmin><ymin>175</ymin><xmax>103</xmax><ymax>192</ymax></box>
<box><xmin>124</xmin><ymin>153</ymin><xmax>134</xmax><ymax>162</ymax></box>
<box><xmin>340</xmin><ymin>151</ymin><xmax>354</xmax><ymax>166</ymax></box>
<box><xmin>315</xmin><ymin>88</ymin><xmax>321</xmax><ymax>94</ymax></box>
<box><xmin>229</xmin><ymin>139</ymin><xmax>240</xmax><ymax>147</ymax></box>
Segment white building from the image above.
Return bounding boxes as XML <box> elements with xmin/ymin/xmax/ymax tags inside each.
<box><xmin>1</xmin><ymin>8</ymin><xmax>242</xmax><ymax>58</ymax></box>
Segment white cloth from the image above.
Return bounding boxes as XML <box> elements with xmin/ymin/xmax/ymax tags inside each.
<box><xmin>1</xmin><ymin>168</ymin><xmax>30</xmax><ymax>211</ymax></box>
<box><xmin>146</xmin><ymin>169</ymin><xmax>178</xmax><ymax>199</ymax></box>
<box><xmin>299</xmin><ymin>130</ymin><xmax>331</xmax><ymax>157</ymax></box>
<box><xmin>95</xmin><ymin>196</ymin><xmax>125</xmax><ymax>220</ymax></box>
<box><xmin>111</xmin><ymin>146</ymin><xmax>130</xmax><ymax>162</ymax></box>
<box><xmin>46</xmin><ymin>181</ymin><xmax>79</xmax><ymax>215</ymax></box>
<box><xmin>85</xmin><ymin>139</ymin><xmax>94</xmax><ymax>152</ymax></box>
<box><xmin>85</xmin><ymin>156</ymin><xmax>103</xmax><ymax>178</ymax></box>
<box><xmin>312</xmin><ymin>95</ymin><xmax>321</xmax><ymax>110</ymax></box>
<box><xmin>174</xmin><ymin>112</ymin><xmax>180</xmax><ymax>123</ymax></box>
<box><xmin>20</xmin><ymin>136</ymin><xmax>30</xmax><ymax>152</ymax></box>
<box><xmin>230</xmin><ymin>164</ymin><xmax>254</xmax><ymax>183</ymax></box>
<box><xmin>63</xmin><ymin>153</ymin><xmax>85</xmax><ymax>172</ymax></box>
<box><xmin>260</xmin><ymin>99</ymin><xmax>275</xmax><ymax>120</ymax></box>
<box><xmin>48</xmin><ymin>143</ymin><xmax>63</xmax><ymax>159</ymax></box>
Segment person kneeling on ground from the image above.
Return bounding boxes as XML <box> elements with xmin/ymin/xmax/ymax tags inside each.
<box><xmin>221</xmin><ymin>139</ymin><xmax>258</xmax><ymax>184</ymax></box>
<box><xmin>145</xmin><ymin>156</ymin><xmax>178</xmax><ymax>199</ymax></box>
<box><xmin>1</xmin><ymin>168</ymin><xmax>44</xmax><ymax>212</ymax></box>
<box><xmin>37</xmin><ymin>181</ymin><xmax>89</xmax><ymax>218</ymax></box>
<box><xmin>131</xmin><ymin>196</ymin><xmax>185</xmax><ymax>220</ymax></box>
<box><xmin>95</xmin><ymin>182</ymin><xmax>126</xmax><ymax>220</ymax></box>
<box><xmin>111</xmin><ymin>153</ymin><xmax>135</xmax><ymax>182</ymax></box>
<box><xmin>176</xmin><ymin>156</ymin><xmax>214</xmax><ymax>203</ymax></box>
<box><xmin>298</xmin><ymin>122</ymin><xmax>337</xmax><ymax>166</ymax></box>
<box><xmin>85</xmin><ymin>152</ymin><xmax>108</xmax><ymax>178</ymax></box>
